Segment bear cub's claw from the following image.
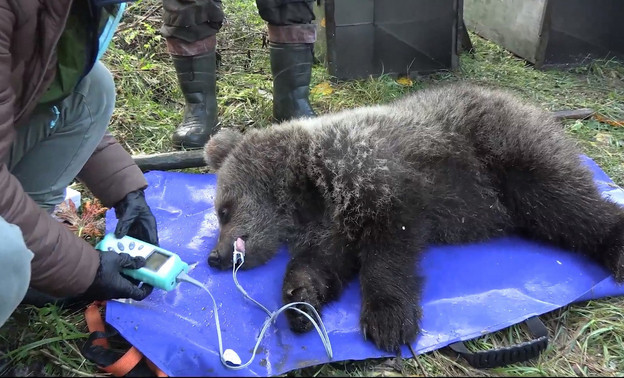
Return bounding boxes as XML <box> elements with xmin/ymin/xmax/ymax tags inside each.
<box><xmin>282</xmin><ymin>270</ymin><xmax>323</xmax><ymax>334</ymax></box>
<box><xmin>360</xmin><ymin>298</ymin><xmax>422</xmax><ymax>352</ymax></box>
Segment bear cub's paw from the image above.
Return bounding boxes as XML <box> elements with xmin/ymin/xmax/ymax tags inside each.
<box><xmin>282</xmin><ymin>269</ymin><xmax>324</xmax><ymax>333</ymax></box>
<box><xmin>611</xmin><ymin>245</ymin><xmax>624</xmax><ymax>283</ymax></box>
<box><xmin>604</xmin><ymin>218</ymin><xmax>624</xmax><ymax>283</ymax></box>
<box><xmin>360</xmin><ymin>298</ymin><xmax>422</xmax><ymax>352</ymax></box>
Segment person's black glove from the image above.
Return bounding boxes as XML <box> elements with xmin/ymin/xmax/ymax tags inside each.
<box><xmin>114</xmin><ymin>189</ymin><xmax>159</xmax><ymax>246</ymax></box>
<box><xmin>81</xmin><ymin>249</ymin><xmax>153</xmax><ymax>301</ymax></box>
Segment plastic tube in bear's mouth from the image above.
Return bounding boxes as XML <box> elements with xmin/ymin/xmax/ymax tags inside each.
<box><xmin>235</xmin><ymin>237</ymin><xmax>246</xmax><ymax>253</ymax></box>
<box><xmin>233</xmin><ymin>238</ymin><xmax>245</xmax><ymax>266</ymax></box>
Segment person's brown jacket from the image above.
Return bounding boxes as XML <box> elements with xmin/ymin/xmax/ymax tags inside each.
<box><xmin>0</xmin><ymin>0</ymin><xmax>148</xmax><ymax>296</ymax></box>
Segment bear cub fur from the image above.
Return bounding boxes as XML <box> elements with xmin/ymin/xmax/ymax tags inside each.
<box><xmin>203</xmin><ymin>82</ymin><xmax>624</xmax><ymax>352</ymax></box>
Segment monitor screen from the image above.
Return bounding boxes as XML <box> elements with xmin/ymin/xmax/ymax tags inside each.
<box><xmin>145</xmin><ymin>251</ymin><xmax>169</xmax><ymax>272</ymax></box>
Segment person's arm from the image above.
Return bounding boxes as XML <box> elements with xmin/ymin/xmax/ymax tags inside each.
<box><xmin>0</xmin><ymin>6</ymin><xmax>153</xmax><ymax>303</ymax></box>
<box><xmin>77</xmin><ymin>132</ymin><xmax>148</xmax><ymax>208</ymax></box>
<box><xmin>77</xmin><ymin>132</ymin><xmax>159</xmax><ymax>246</ymax></box>
<box><xmin>0</xmin><ymin>4</ymin><xmax>100</xmax><ymax>297</ymax></box>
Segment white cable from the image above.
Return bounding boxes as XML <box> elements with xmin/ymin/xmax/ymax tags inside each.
<box><xmin>176</xmin><ymin>246</ymin><xmax>333</xmax><ymax>370</ymax></box>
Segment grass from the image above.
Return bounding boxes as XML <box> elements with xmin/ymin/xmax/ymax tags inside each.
<box><xmin>1</xmin><ymin>0</ymin><xmax>624</xmax><ymax>376</ymax></box>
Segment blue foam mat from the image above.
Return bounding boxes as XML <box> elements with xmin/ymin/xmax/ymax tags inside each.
<box><xmin>105</xmin><ymin>155</ymin><xmax>624</xmax><ymax>377</ymax></box>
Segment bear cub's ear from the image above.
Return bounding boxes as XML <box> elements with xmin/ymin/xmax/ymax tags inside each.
<box><xmin>203</xmin><ymin>128</ymin><xmax>244</xmax><ymax>171</ymax></box>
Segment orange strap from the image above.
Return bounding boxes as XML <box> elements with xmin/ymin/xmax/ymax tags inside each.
<box><xmin>85</xmin><ymin>301</ymin><xmax>168</xmax><ymax>377</ymax></box>
<box><xmin>594</xmin><ymin>114</ymin><xmax>624</xmax><ymax>128</ymax></box>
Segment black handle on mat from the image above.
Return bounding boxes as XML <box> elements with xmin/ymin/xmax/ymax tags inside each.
<box><xmin>448</xmin><ymin>316</ymin><xmax>549</xmax><ymax>369</ymax></box>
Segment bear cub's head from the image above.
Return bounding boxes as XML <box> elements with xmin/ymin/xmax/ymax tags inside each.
<box><xmin>203</xmin><ymin>128</ymin><xmax>287</xmax><ymax>270</ymax></box>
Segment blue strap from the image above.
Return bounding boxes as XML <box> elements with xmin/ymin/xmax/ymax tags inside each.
<box><xmin>96</xmin><ymin>2</ymin><xmax>127</xmax><ymax>61</ymax></box>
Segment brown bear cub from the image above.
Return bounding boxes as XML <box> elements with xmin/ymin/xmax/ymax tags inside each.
<box><xmin>203</xmin><ymin>82</ymin><xmax>624</xmax><ymax>352</ymax></box>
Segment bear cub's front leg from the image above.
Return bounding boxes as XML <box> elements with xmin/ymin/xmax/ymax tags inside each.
<box><xmin>359</xmin><ymin>246</ymin><xmax>424</xmax><ymax>352</ymax></box>
<box><xmin>282</xmin><ymin>250</ymin><xmax>357</xmax><ymax>333</ymax></box>
<box><xmin>359</xmin><ymin>287</ymin><xmax>423</xmax><ymax>352</ymax></box>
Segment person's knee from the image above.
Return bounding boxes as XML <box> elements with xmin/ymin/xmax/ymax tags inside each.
<box><xmin>81</xmin><ymin>61</ymin><xmax>116</xmax><ymax>130</ymax></box>
<box><xmin>0</xmin><ymin>217</ymin><xmax>33</xmax><ymax>327</ymax></box>
<box><xmin>66</xmin><ymin>61</ymin><xmax>116</xmax><ymax>139</ymax></box>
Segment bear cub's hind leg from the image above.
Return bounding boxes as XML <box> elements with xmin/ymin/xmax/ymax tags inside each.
<box><xmin>502</xmin><ymin>163</ymin><xmax>624</xmax><ymax>281</ymax></box>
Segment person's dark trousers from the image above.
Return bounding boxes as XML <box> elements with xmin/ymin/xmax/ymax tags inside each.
<box><xmin>161</xmin><ymin>0</ymin><xmax>223</xmax><ymax>149</ymax></box>
<box><xmin>161</xmin><ymin>0</ymin><xmax>318</xmax><ymax>149</ymax></box>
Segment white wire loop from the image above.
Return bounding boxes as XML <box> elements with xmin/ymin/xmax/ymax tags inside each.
<box><xmin>176</xmin><ymin>241</ymin><xmax>333</xmax><ymax>370</ymax></box>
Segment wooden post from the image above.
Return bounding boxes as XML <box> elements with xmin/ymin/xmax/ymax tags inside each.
<box><xmin>132</xmin><ymin>150</ymin><xmax>206</xmax><ymax>171</ymax></box>
<box><xmin>552</xmin><ymin>108</ymin><xmax>594</xmax><ymax>121</ymax></box>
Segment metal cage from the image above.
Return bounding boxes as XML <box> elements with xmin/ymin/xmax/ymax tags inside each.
<box><xmin>313</xmin><ymin>0</ymin><xmax>464</xmax><ymax>80</ymax></box>
<box><xmin>463</xmin><ymin>0</ymin><xmax>624</xmax><ymax>69</ymax></box>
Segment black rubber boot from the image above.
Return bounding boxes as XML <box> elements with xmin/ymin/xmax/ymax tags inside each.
<box><xmin>171</xmin><ymin>52</ymin><xmax>218</xmax><ymax>149</ymax></box>
<box><xmin>270</xmin><ymin>42</ymin><xmax>316</xmax><ymax>122</ymax></box>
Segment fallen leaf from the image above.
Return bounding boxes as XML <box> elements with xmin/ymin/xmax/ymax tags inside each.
<box><xmin>311</xmin><ymin>81</ymin><xmax>333</xmax><ymax>96</ymax></box>
<box><xmin>256</xmin><ymin>88</ymin><xmax>272</xmax><ymax>100</ymax></box>
<box><xmin>595</xmin><ymin>132</ymin><xmax>612</xmax><ymax>146</ymax></box>
<box><xmin>54</xmin><ymin>198</ymin><xmax>108</xmax><ymax>239</ymax></box>
<box><xmin>396</xmin><ymin>76</ymin><xmax>413</xmax><ymax>86</ymax></box>
<box><xmin>569</xmin><ymin>120</ymin><xmax>584</xmax><ymax>132</ymax></box>
<box><xmin>54</xmin><ymin>200</ymin><xmax>80</xmax><ymax>234</ymax></box>
<box><xmin>80</xmin><ymin>200</ymin><xmax>108</xmax><ymax>238</ymax></box>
